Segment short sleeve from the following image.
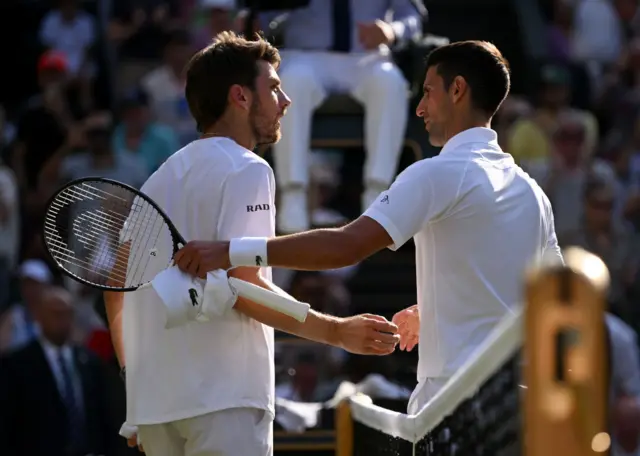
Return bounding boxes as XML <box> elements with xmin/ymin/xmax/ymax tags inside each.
<box><xmin>543</xmin><ymin>197</ymin><xmax>564</xmax><ymax>264</ymax></box>
<box><xmin>217</xmin><ymin>162</ymin><xmax>276</xmax><ymax>240</ymax></box>
<box><xmin>363</xmin><ymin>161</ymin><xmax>453</xmax><ymax>251</ymax></box>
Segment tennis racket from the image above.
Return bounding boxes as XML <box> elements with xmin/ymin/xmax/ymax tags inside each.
<box><xmin>42</xmin><ymin>177</ymin><xmax>310</xmax><ymax>322</ymax></box>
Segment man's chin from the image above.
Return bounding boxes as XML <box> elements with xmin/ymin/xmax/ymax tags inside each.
<box><xmin>257</xmin><ymin>129</ymin><xmax>281</xmax><ymax>146</ymax></box>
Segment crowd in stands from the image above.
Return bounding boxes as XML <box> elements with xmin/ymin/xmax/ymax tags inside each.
<box><xmin>0</xmin><ymin>0</ymin><xmax>639</xmax><ymax>455</ymax></box>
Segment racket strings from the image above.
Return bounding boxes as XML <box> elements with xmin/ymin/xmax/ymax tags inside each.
<box><xmin>44</xmin><ymin>181</ymin><xmax>172</xmax><ymax>288</ymax></box>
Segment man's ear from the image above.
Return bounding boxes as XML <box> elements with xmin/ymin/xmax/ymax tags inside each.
<box><xmin>229</xmin><ymin>84</ymin><xmax>250</xmax><ymax>111</ymax></box>
<box><xmin>451</xmin><ymin>76</ymin><xmax>468</xmax><ymax>104</ymax></box>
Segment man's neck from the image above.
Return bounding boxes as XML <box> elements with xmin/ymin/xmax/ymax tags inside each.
<box><xmin>442</xmin><ymin>115</ymin><xmax>492</xmax><ymax>145</ymax></box>
<box><xmin>203</xmin><ymin>118</ymin><xmax>256</xmax><ymax>151</ymax></box>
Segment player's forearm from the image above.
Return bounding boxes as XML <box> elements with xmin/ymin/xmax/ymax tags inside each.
<box><xmin>103</xmin><ymin>291</ymin><xmax>126</xmax><ymax>367</ymax></box>
<box><xmin>264</xmin><ymin>228</ymin><xmax>366</xmax><ymax>270</ymax></box>
<box><xmin>228</xmin><ymin>268</ymin><xmax>340</xmax><ymax>346</ymax></box>
<box><xmin>235</xmin><ymin>295</ymin><xmax>340</xmax><ymax>346</ymax></box>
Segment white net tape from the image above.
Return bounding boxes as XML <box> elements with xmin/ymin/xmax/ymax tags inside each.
<box><xmin>349</xmin><ymin>308</ymin><xmax>524</xmax><ymax>443</ymax></box>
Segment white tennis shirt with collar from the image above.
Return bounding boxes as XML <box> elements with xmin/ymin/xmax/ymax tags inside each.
<box><xmin>363</xmin><ymin>127</ymin><xmax>562</xmax><ymax>414</ymax></box>
<box><xmin>122</xmin><ymin>137</ymin><xmax>276</xmax><ymax>425</ymax></box>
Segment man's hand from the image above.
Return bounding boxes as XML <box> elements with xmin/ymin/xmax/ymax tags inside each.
<box><xmin>174</xmin><ymin>241</ymin><xmax>230</xmax><ymax>278</ymax></box>
<box><xmin>392</xmin><ymin>305</ymin><xmax>419</xmax><ymax>351</ymax></box>
<box><xmin>336</xmin><ymin>314</ymin><xmax>399</xmax><ymax>355</ymax></box>
<box><xmin>357</xmin><ymin>20</ymin><xmax>395</xmax><ymax>49</ymax></box>
<box><xmin>127</xmin><ymin>434</ymin><xmax>144</xmax><ymax>453</ymax></box>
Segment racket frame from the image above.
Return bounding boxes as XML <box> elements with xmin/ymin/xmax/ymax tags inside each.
<box><xmin>42</xmin><ymin>176</ymin><xmax>186</xmax><ymax>292</ymax></box>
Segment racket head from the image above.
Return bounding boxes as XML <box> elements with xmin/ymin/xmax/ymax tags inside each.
<box><xmin>42</xmin><ymin>177</ymin><xmax>185</xmax><ymax>291</ymax></box>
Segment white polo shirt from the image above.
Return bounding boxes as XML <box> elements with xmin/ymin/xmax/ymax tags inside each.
<box><xmin>364</xmin><ymin>128</ymin><xmax>561</xmax><ymax>403</ymax></box>
<box><xmin>122</xmin><ymin>137</ymin><xmax>276</xmax><ymax>425</ymax></box>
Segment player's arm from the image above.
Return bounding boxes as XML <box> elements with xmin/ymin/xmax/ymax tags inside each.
<box><xmin>176</xmin><ymin>161</ymin><xmax>450</xmax><ymax>274</ymax></box>
<box><xmin>228</xmin><ymin>266</ymin><xmax>397</xmax><ymax>354</ymax></box>
<box><xmin>103</xmin><ymin>240</ymin><xmax>131</xmax><ymax>369</ymax></box>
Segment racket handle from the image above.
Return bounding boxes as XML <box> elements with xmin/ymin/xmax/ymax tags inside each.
<box><xmin>228</xmin><ymin>277</ymin><xmax>310</xmax><ymax>322</ymax></box>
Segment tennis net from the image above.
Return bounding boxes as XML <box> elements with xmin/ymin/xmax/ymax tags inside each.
<box><xmin>349</xmin><ymin>310</ymin><xmax>523</xmax><ymax>456</ymax></box>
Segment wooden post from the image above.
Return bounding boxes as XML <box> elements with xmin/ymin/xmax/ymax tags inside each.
<box><xmin>525</xmin><ymin>247</ymin><xmax>610</xmax><ymax>456</ymax></box>
<box><xmin>335</xmin><ymin>399</ymin><xmax>354</xmax><ymax>456</ymax></box>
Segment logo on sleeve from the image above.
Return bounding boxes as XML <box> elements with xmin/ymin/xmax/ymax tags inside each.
<box><xmin>247</xmin><ymin>204</ymin><xmax>270</xmax><ymax>212</ymax></box>
<box><xmin>188</xmin><ymin>288</ymin><xmax>199</xmax><ymax>307</ymax></box>
<box><xmin>380</xmin><ymin>195</ymin><xmax>389</xmax><ymax>204</ymax></box>
<box><xmin>256</xmin><ymin>256</ymin><xmax>263</xmax><ymax>266</ymax></box>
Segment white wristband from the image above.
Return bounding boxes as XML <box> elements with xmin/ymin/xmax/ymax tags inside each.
<box><xmin>229</xmin><ymin>237</ymin><xmax>269</xmax><ymax>267</ymax></box>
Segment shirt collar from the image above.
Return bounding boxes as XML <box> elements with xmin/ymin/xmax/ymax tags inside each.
<box><xmin>440</xmin><ymin>127</ymin><xmax>501</xmax><ymax>155</ymax></box>
<box><xmin>40</xmin><ymin>336</ymin><xmax>72</xmax><ymax>361</ymax></box>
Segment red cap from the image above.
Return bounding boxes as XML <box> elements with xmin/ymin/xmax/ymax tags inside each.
<box><xmin>37</xmin><ymin>50</ymin><xmax>68</xmax><ymax>73</ymax></box>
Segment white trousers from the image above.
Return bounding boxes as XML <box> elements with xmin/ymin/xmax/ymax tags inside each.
<box><xmin>274</xmin><ymin>50</ymin><xmax>409</xmax><ymax>231</ymax></box>
<box><xmin>137</xmin><ymin>407</ymin><xmax>273</xmax><ymax>456</ymax></box>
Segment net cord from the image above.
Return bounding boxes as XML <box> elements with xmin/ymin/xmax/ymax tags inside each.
<box><xmin>349</xmin><ymin>308</ymin><xmax>524</xmax><ymax>443</ymax></box>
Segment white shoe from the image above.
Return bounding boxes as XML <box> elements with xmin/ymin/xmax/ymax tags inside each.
<box><xmin>278</xmin><ymin>189</ymin><xmax>309</xmax><ymax>233</ymax></box>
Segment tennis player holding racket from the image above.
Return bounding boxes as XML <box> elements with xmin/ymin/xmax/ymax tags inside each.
<box><xmin>104</xmin><ymin>32</ymin><xmax>399</xmax><ymax>456</ymax></box>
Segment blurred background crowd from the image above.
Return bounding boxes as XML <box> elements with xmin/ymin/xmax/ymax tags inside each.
<box><xmin>0</xmin><ymin>0</ymin><xmax>639</xmax><ymax>455</ymax></box>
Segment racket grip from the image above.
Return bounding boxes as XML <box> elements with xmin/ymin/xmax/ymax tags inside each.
<box><xmin>228</xmin><ymin>277</ymin><xmax>310</xmax><ymax>322</ymax></box>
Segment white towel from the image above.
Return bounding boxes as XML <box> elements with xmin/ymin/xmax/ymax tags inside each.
<box><xmin>119</xmin><ymin>422</ymin><xmax>141</xmax><ymax>445</ymax></box>
<box><xmin>151</xmin><ymin>266</ymin><xmax>237</xmax><ymax>329</ymax></box>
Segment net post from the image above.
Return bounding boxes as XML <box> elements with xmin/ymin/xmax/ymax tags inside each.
<box><xmin>524</xmin><ymin>247</ymin><xmax>610</xmax><ymax>456</ymax></box>
<box><xmin>335</xmin><ymin>399</ymin><xmax>354</xmax><ymax>456</ymax></box>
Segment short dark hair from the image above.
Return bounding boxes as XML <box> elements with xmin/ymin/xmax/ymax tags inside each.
<box><xmin>185</xmin><ymin>32</ymin><xmax>280</xmax><ymax>132</ymax></box>
<box><xmin>425</xmin><ymin>40</ymin><xmax>511</xmax><ymax>117</ymax></box>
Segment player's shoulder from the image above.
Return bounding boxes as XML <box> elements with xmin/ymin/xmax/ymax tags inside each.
<box><xmin>146</xmin><ymin>138</ymin><xmax>272</xmax><ymax>188</ymax></box>
<box><xmin>396</xmin><ymin>154</ymin><xmax>464</xmax><ymax>191</ymax></box>
<box><xmin>207</xmin><ymin>138</ymin><xmax>273</xmax><ymax>177</ymax></box>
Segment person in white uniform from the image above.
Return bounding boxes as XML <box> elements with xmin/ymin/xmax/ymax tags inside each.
<box><xmin>103</xmin><ymin>32</ymin><xmax>400</xmax><ymax>456</ymax></box>
<box><xmin>173</xmin><ymin>40</ymin><xmax>564</xmax><ymax>416</ymax></box>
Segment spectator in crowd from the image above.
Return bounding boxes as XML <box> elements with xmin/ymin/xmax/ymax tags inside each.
<box><xmin>112</xmin><ymin>87</ymin><xmax>179</xmax><ymax>176</ymax></box>
<box><xmin>257</xmin><ymin>0</ymin><xmax>421</xmax><ymax>233</ymax></box>
<box><xmin>276</xmin><ymin>351</ymin><xmax>342</xmax><ymax>402</ymax></box>
<box><xmin>59</xmin><ymin>111</ymin><xmax>147</xmax><ymax>188</ymax></box>
<box><xmin>10</xmin><ymin>51</ymin><xmax>80</xmax><ymax>193</ymax></box>
<box><xmin>508</xmin><ymin>64</ymin><xmax>598</xmax><ymax>166</ymax></box>
<box><xmin>559</xmin><ymin>179</ymin><xmax>640</xmax><ymax>321</ymax></box>
<box><xmin>546</xmin><ymin>0</ymin><xmax>575</xmax><ymax>64</ymax></box>
<box><xmin>109</xmin><ymin>0</ymin><xmax>182</xmax><ymax>96</ymax></box>
<box><xmin>527</xmin><ymin>111</ymin><xmax>617</xmax><ymax>235</ymax></box>
<box><xmin>601</xmin><ymin>131</ymin><xmax>640</xmax><ymax>230</ymax></box>
<box><xmin>39</xmin><ymin>0</ymin><xmax>97</xmax><ymax>112</ymax></box>
<box><xmin>607</xmin><ymin>312</ymin><xmax>640</xmax><ymax>456</ymax></box>
<box><xmin>192</xmin><ymin>0</ymin><xmax>238</xmax><ymax>50</ymax></box>
<box><xmin>142</xmin><ymin>28</ymin><xmax>198</xmax><ymax>146</ymax></box>
<box><xmin>596</xmin><ymin>38</ymin><xmax>640</xmax><ymax>135</ymax></box>
<box><xmin>572</xmin><ymin>0</ymin><xmax>625</xmax><ymax>72</ymax></box>
<box><xmin>0</xmin><ymin>154</ymin><xmax>19</xmax><ymax>311</ymax></box>
<box><xmin>0</xmin><ymin>259</ymin><xmax>54</xmax><ymax>354</ymax></box>
<box><xmin>0</xmin><ymin>286</ymin><xmax>115</xmax><ymax>456</ymax></box>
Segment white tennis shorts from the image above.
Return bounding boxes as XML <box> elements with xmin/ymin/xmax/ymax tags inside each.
<box><xmin>137</xmin><ymin>407</ymin><xmax>273</xmax><ymax>456</ymax></box>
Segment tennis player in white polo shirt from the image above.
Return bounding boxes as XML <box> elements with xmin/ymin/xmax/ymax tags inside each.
<box><xmin>175</xmin><ymin>40</ymin><xmax>564</xmax><ymax>416</ymax></box>
<box><xmin>104</xmin><ymin>32</ymin><xmax>399</xmax><ymax>456</ymax></box>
